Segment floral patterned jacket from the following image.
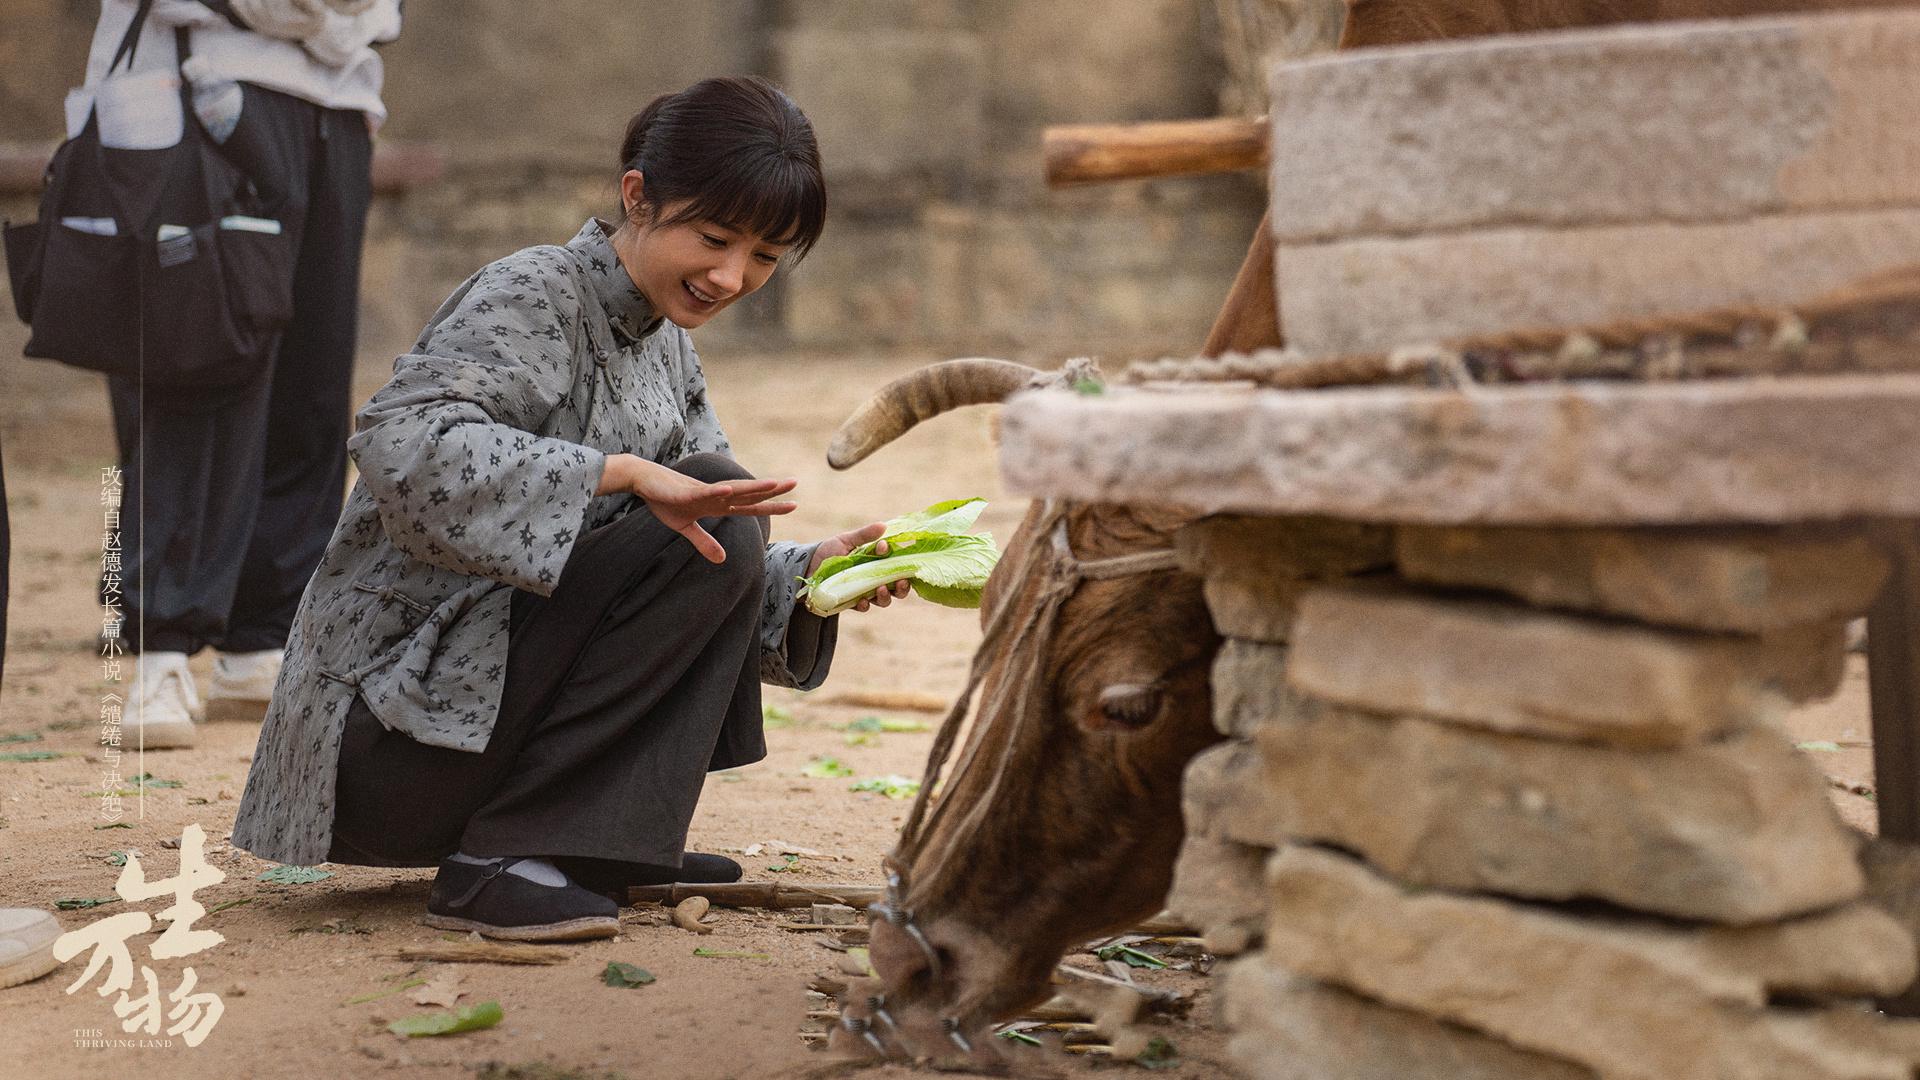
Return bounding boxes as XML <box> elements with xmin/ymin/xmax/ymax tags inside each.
<box><xmin>231</xmin><ymin>219</ymin><xmax>833</xmax><ymax>867</ymax></box>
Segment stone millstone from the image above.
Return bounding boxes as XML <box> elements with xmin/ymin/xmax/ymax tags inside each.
<box><xmin>1213</xmin><ymin>639</ymin><xmax>1319</xmax><ymax>739</ymax></box>
<box><xmin>1394</xmin><ymin>524</ymin><xmax>1889</xmax><ymax>633</ymax></box>
<box><xmin>996</xmin><ymin>377</ymin><xmax>1920</xmax><ymax>526</ymax></box>
<box><xmin>1264</xmin><ymin>845</ymin><xmax>1920</xmax><ymax>1080</ymax></box>
<box><xmin>1286</xmin><ymin>582</ymin><xmax>1845</xmax><ymax>747</ymax></box>
<box><xmin>1238</xmin><ymin>704</ymin><xmax>1864</xmax><ymax>923</ymax></box>
<box><xmin>1265</xmin><ymin>9</ymin><xmax>1920</xmax><ymax>243</ymax></box>
<box><xmin>1222</xmin><ymin>962</ymin><xmax>1597</xmax><ymax>1080</ymax></box>
<box><xmin>1166</xmin><ymin>831</ymin><xmax>1268</xmax><ymax>956</ymax></box>
<box><xmin>1276</xmin><ymin>209</ymin><xmax>1920</xmax><ymax>358</ymax></box>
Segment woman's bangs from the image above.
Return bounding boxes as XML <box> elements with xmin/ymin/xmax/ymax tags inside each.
<box><xmin>673</xmin><ymin>156</ymin><xmax>825</xmax><ymax>260</ymax></box>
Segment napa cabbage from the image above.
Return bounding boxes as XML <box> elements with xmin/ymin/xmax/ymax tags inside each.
<box><xmin>799</xmin><ymin>497</ymin><xmax>1000</xmax><ymax>616</ymax></box>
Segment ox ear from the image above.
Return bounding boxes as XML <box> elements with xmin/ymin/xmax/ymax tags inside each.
<box><xmin>1084</xmin><ymin>683</ymin><xmax>1164</xmax><ymax>732</ymax></box>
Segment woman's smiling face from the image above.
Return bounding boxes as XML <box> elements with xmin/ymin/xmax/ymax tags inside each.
<box><xmin>615</xmin><ymin>176</ymin><xmax>791</xmax><ymax>330</ymax></box>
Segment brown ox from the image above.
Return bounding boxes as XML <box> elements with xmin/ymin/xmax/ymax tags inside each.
<box><xmin>832</xmin><ymin>0</ymin><xmax>1912</xmax><ymax>1062</ymax></box>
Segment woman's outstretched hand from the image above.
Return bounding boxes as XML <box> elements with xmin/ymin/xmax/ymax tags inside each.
<box><xmin>807</xmin><ymin>521</ymin><xmax>912</xmax><ymax>613</ymax></box>
<box><xmin>597</xmin><ymin>454</ymin><xmax>797</xmax><ymax>564</ymax></box>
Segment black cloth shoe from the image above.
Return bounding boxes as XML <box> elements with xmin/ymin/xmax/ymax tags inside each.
<box><xmin>559</xmin><ymin>853</ymin><xmax>744</xmax><ymax>905</ymax></box>
<box><xmin>422</xmin><ymin>857</ymin><xmax>619</xmax><ymax>942</ymax></box>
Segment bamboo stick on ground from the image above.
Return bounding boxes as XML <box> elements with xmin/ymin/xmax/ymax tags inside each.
<box><xmin>626</xmin><ymin>882</ymin><xmax>887</xmax><ymax>909</ymax></box>
<box><xmin>388</xmin><ymin>941</ymin><xmax>570</xmax><ymax>965</ymax></box>
<box><xmin>819</xmin><ymin>689</ymin><xmax>954</xmax><ymax>713</ymax></box>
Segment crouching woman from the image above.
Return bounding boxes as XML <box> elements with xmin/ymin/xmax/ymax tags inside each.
<box><xmin>231</xmin><ymin>76</ymin><xmax>909</xmax><ymax>940</ymax></box>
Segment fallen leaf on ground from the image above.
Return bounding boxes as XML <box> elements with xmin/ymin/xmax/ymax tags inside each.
<box><xmin>206</xmin><ymin>898</ymin><xmax>253</xmax><ymax>915</ymax></box>
<box><xmin>92</xmin><ymin>822</ymin><xmax>134</xmax><ymax>830</ymax></box>
<box><xmin>801</xmin><ymin>757</ymin><xmax>854</xmax><ymax>779</ymax></box>
<box><xmin>410</xmin><ymin>968</ymin><xmax>465</xmax><ymax>1007</ymax></box>
<box><xmin>0</xmin><ymin>731</ymin><xmax>44</xmax><ymax>744</ymax></box>
<box><xmin>344</xmin><ymin>976</ymin><xmax>428</xmax><ymax>1005</ymax></box>
<box><xmin>294</xmin><ymin>917</ymin><xmax>371</xmax><ymax>935</ymax></box>
<box><xmin>386</xmin><ymin>1000</ymin><xmax>503</xmax><ymax>1037</ymax></box>
<box><xmin>258</xmin><ymin>865</ymin><xmax>333</xmax><ymax>885</ymax></box>
<box><xmin>693</xmin><ymin>948</ymin><xmax>771</xmax><ymax>960</ymax></box>
<box><xmin>602</xmin><ymin>961</ymin><xmax>656</xmax><ymax>988</ymax></box>
<box><xmin>54</xmin><ymin>896</ymin><xmax>119</xmax><ymax>910</ymax></box>
<box><xmin>744</xmin><ymin>840</ymin><xmax>822</xmax><ymax>858</ymax></box>
<box><xmin>848</xmin><ymin>775</ymin><xmax>920</xmax><ymax>800</ymax></box>
<box><xmin>767</xmin><ymin>854</ymin><xmax>802</xmax><ymax>873</ymax></box>
<box><xmin>0</xmin><ymin>750</ymin><xmax>63</xmax><ymax>762</ymax></box>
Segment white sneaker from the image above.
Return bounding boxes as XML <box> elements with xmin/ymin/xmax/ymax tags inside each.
<box><xmin>0</xmin><ymin>908</ymin><xmax>62</xmax><ymax>989</ymax></box>
<box><xmin>124</xmin><ymin>651</ymin><xmax>199</xmax><ymax>749</ymax></box>
<box><xmin>206</xmin><ymin>648</ymin><xmax>283</xmax><ymax>723</ymax></box>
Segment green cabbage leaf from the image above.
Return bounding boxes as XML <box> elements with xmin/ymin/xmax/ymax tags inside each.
<box><xmin>798</xmin><ymin>498</ymin><xmax>1000</xmax><ymax>616</ymax></box>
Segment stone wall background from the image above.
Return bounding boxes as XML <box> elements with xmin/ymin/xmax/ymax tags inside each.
<box><xmin>1</xmin><ymin>0</ymin><xmax>1301</xmax><ymax>360</ymax></box>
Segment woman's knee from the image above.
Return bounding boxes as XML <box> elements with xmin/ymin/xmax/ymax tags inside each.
<box><xmin>709</xmin><ymin>514</ymin><xmax>767</xmax><ymax>590</ymax></box>
<box><xmin>674</xmin><ymin>452</ymin><xmax>752</xmax><ymax>485</ymax></box>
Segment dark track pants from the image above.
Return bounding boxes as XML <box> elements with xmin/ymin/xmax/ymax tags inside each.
<box><xmin>328</xmin><ymin>454</ymin><xmax>786</xmax><ymax>874</ymax></box>
<box><xmin>106</xmin><ymin>86</ymin><xmax>370</xmax><ymax>655</ymax></box>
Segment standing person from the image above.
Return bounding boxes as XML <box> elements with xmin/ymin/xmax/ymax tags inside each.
<box><xmin>233</xmin><ymin>76</ymin><xmax>914</xmax><ymax>941</ymax></box>
<box><xmin>85</xmin><ymin>0</ymin><xmax>403</xmax><ymax>746</ymax></box>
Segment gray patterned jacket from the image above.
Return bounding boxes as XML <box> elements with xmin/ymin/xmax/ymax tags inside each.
<box><xmin>231</xmin><ymin>219</ymin><xmax>832</xmax><ymax>867</ymax></box>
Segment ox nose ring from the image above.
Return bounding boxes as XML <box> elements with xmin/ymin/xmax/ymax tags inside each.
<box><xmin>842</xmin><ymin>1014</ymin><xmax>887</xmax><ymax>1056</ymax></box>
<box><xmin>942</xmin><ymin>1016</ymin><xmax>972</xmax><ymax>1054</ymax></box>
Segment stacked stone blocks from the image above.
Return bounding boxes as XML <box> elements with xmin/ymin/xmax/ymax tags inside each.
<box><xmin>1167</xmin><ymin>516</ymin><xmax>1913</xmax><ymax>1079</ymax></box>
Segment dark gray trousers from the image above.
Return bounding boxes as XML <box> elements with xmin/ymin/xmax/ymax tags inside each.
<box><xmin>327</xmin><ymin>453</ymin><xmax>774</xmax><ymax>872</ymax></box>
<box><xmin>106</xmin><ymin>85</ymin><xmax>369</xmax><ymax>654</ymax></box>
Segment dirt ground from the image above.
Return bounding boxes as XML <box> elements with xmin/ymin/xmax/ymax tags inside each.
<box><xmin>0</xmin><ymin>334</ymin><xmax>1883</xmax><ymax>1080</ymax></box>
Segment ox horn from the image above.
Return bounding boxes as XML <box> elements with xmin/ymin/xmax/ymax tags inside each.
<box><xmin>827</xmin><ymin>358</ymin><xmax>1048</xmax><ymax>470</ymax></box>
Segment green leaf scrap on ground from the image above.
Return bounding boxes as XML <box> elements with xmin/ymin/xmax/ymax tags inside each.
<box><xmin>601</xmin><ymin>961</ymin><xmax>656</xmax><ymax>988</ymax></box>
<box><xmin>841</xmin><ymin>716</ymin><xmax>929</xmax><ymax>746</ymax></box>
<box><xmin>93</xmin><ymin>822</ymin><xmax>134</xmax><ymax>830</ymax></box>
<box><xmin>843</xmin><ymin>946</ymin><xmax>874</xmax><ymax>976</ymax></box>
<box><xmin>761</xmin><ymin>704</ymin><xmax>794</xmax><ymax>729</ymax></box>
<box><xmin>106</xmin><ymin>849</ymin><xmax>131</xmax><ymax>867</ymax></box>
<box><xmin>1797</xmin><ymin>740</ymin><xmax>1844</xmax><ymax>752</ymax></box>
<box><xmin>129</xmin><ymin>772</ymin><xmax>185</xmax><ymax>789</ymax></box>
<box><xmin>1072</xmin><ymin>376</ymin><xmax>1106</xmax><ymax>396</ymax></box>
<box><xmin>55</xmin><ymin>896</ymin><xmax>119</xmax><ymax>910</ymax></box>
<box><xmin>387</xmin><ymin>999</ymin><xmax>503</xmax><ymax>1037</ymax></box>
<box><xmin>849</xmin><ymin>775</ymin><xmax>920</xmax><ymax>800</ymax></box>
<box><xmin>0</xmin><ymin>731</ymin><xmax>45</xmax><ymax>744</ymax></box>
<box><xmin>766</xmin><ymin>853</ymin><xmax>801</xmax><ymax>873</ymax></box>
<box><xmin>0</xmin><ymin>750</ymin><xmax>63</xmax><ymax>762</ymax></box>
<box><xmin>801</xmin><ymin>756</ymin><xmax>854</xmax><ymax>779</ymax></box>
<box><xmin>1096</xmin><ymin>943</ymin><xmax>1169</xmax><ymax>970</ymax></box>
<box><xmin>998</xmin><ymin>1029</ymin><xmax>1043</xmax><ymax>1047</ymax></box>
<box><xmin>692</xmin><ymin>948</ymin><xmax>770</xmax><ymax>960</ymax></box>
<box><xmin>207</xmin><ymin>897</ymin><xmax>254</xmax><ymax>915</ymax></box>
<box><xmin>259</xmin><ymin>865</ymin><xmax>333</xmax><ymax>885</ymax></box>
<box><xmin>345</xmin><ymin>976</ymin><xmax>428</xmax><ymax>1005</ymax></box>
<box><xmin>1136</xmin><ymin>1036</ymin><xmax>1180</xmax><ymax>1069</ymax></box>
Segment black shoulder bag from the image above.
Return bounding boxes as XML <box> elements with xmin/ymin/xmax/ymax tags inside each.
<box><xmin>3</xmin><ymin>0</ymin><xmax>296</xmax><ymax>390</ymax></box>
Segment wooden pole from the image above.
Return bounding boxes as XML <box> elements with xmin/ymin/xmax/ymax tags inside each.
<box><xmin>1868</xmin><ymin>521</ymin><xmax>1920</xmax><ymax>843</ymax></box>
<box><xmin>1042</xmin><ymin>117</ymin><xmax>1267</xmax><ymax>188</ymax></box>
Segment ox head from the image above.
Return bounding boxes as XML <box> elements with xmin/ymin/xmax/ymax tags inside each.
<box><xmin>825</xmin><ymin>359</ymin><xmax>1223</xmax><ymax>1061</ymax></box>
